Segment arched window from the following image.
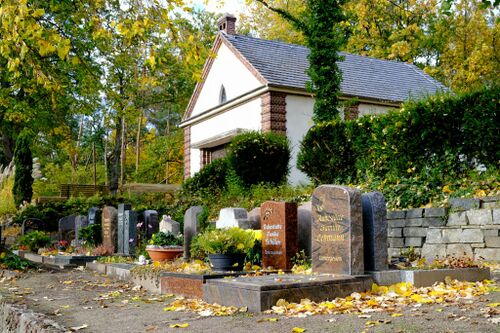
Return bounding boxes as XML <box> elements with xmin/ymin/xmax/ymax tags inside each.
<box><xmin>219</xmin><ymin>85</ymin><xmax>227</xmax><ymax>104</ymax></box>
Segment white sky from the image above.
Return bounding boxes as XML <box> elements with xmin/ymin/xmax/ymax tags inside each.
<box><xmin>190</xmin><ymin>0</ymin><xmax>246</xmax><ymax>15</ymax></box>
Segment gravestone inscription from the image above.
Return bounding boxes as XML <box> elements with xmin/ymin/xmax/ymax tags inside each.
<box><xmin>362</xmin><ymin>192</ymin><xmax>388</xmax><ymax>271</ymax></box>
<box><xmin>312</xmin><ymin>185</ymin><xmax>364</xmax><ymax>275</ymax></box>
<box><xmin>261</xmin><ymin>201</ymin><xmax>298</xmax><ymax>270</ymax></box>
<box><xmin>117</xmin><ymin>204</ymin><xmax>132</xmax><ymax>253</ymax></box>
<box><xmin>102</xmin><ymin>206</ymin><xmax>118</xmax><ymax>251</ymax></box>
<box><xmin>122</xmin><ymin>210</ymin><xmax>137</xmax><ymax>255</ymax></box>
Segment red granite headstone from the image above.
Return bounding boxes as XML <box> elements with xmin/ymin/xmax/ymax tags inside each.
<box><xmin>312</xmin><ymin>185</ymin><xmax>364</xmax><ymax>275</ymax></box>
<box><xmin>261</xmin><ymin>201</ymin><xmax>298</xmax><ymax>270</ymax></box>
<box><xmin>102</xmin><ymin>206</ymin><xmax>118</xmax><ymax>251</ymax></box>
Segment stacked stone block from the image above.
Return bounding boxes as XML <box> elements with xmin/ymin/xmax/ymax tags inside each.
<box><xmin>387</xmin><ymin>196</ymin><xmax>500</xmax><ymax>262</ymax></box>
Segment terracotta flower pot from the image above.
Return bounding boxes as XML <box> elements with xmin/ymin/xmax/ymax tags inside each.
<box><xmin>146</xmin><ymin>247</ymin><xmax>184</xmax><ymax>262</ymax></box>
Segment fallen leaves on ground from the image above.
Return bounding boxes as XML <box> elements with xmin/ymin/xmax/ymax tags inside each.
<box><xmin>169</xmin><ymin>323</ymin><xmax>189</xmax><ymax>328</ymax></box>
<box><xmin>70</xmin><ymin>324</ymin><xmax>88</xmax><ymax>331</ymax></box>
<box><xmin>265</xmin><ymin>279</ymin><xmax>497</xmax><ymax>317</ymax></box>
<box><xmin>291</xmin><ymin>328</ymin><xmax>305</xmax><ymax>333</ymax></box>
<box><xmin>163</xmin><ymin>297</ymin><xmax>246</xmax><ymax>317</ymax></box>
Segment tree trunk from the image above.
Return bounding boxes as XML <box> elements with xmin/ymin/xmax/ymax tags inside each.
<box><xmin>135</xmin><ymin>112</ymin><xmax>143</xmax><ymax>176</ymax></box>
<box><xmin>108</xmin><ymin>116</ymin><xmax>122</xmax><ymax>195</ymax></box>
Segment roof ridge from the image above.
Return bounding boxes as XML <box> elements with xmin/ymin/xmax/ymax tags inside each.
<box><xmin>405</xmin><ymin>62</ymin><xmax>446</xmax><ymax>90</ymax></box>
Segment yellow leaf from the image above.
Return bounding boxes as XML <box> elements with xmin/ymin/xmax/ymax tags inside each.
<box><xmin>163</xmin><ymin>306</ymin><xmax>176</xmax><ymax>311</ymax></box>
<box><xmin>391</xmin><ymin>313</ymin><xmax>403</xmax><ymax>317</ymax></box>
<box><xmin>169</xmin><ymin>323</ymin><xmax>189</xmax><ymax>328</ymax></box>
<box><xmin>487</xmin><ymin>303</ymin><xmax>500</xmax><ymax>307</ymax></box>
<box><xmin>291</xmin><ymin>328</ymin><xmax>305</xmax><ymax>333</ymax></box>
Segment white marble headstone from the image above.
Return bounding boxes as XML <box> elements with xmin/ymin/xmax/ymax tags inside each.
<box><xmin>216</xmin><ymin>208</ymin><xmax>251</xmax><ymax>229</ymax></box>
<box><xmin>159</xmin><ymin>215</ymin><xmax>180</xmax><ymax>235</ymax></box>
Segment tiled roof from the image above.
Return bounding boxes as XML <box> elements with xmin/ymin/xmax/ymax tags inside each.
<box><xmin>224</xmin><ymin>33</ymin><xmax>448</xmax><ymax>103</ymax></box>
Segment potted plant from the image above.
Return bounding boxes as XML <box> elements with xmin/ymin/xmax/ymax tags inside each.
<box><xmin>146</xmin><ymin>232</ymin><xmax>183</xmax><ymax>262</ymax></box>
<box><xmin>192</xmin><ymin>227</ymin><xmax>255</xmax><ymax>271</ymax></box>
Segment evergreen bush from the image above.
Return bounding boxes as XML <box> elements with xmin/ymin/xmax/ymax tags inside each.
<box><xmin>182</xmin><ymin>157</ymin><xmax>231</xmax><ymax>196</ymax></box>
<box><xmin>13</xmin><ymin>130</ymin><xmax>34</xmax><ymax>207</ymax></box>
<box><xmin>297</xmin><ymin>86</ymin><xmax>499</xmax><ymax>207</ymax></box>
<box><xmin>228</xmin><ymin>131</ymin><xmax>290</xmax><ymax>186</ymax></box>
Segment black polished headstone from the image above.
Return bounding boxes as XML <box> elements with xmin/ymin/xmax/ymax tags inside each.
<box><xmin>74</xmin><ymin>215</ymin><xmax>89</xmax><ymax>246</ymax></box>
<box><xmin>123</xmin><ymin>210</ymin><xmax>137</xmax><ymax>255</ymax></box>
<box><xmin>58</xmin><ymin>215</ymin><xmax>77</xmax><ymax>243</ymax></box>
<box><xmin>362</xmin><ymin>192</ymin><xmax>388</xmax><ymax>271</ymax></box>
<box><xmin>88</xmin><ymin>207</ymin><xmax>101</xmax><ymax>225</ymax></box>
<box><xmin>143</xmin><ymin>210</ymin><xmax>159</xmax><ymax>238</ymax></box>
<box><xmin>184</xmin><ymin>206</ymin><xmax>203</xmax><ymax>259</ymax></box>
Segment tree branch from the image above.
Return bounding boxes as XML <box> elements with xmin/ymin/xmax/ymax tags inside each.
<box><xmin>254</xmin><ymin>0</ymin><xmax>307</xmax><ymax>33</ymax></box>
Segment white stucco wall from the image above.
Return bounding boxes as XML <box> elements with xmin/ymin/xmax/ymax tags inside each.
<box><xmin>191</xmin><ymin>43</ymin><xmax>262</xmax><ymax>117</ymax></box>
<box><xmin>285</xmin><ymin>95</ymin><xmax>315</xmax><ymax>185</ymax></box>
<box><xmin>189</xmin><ymin>98</ymin><xmax>262</xmax><ymax>176</ymax></box>
<box><xmin>358</xmin><ymin>103</ymin><xmax>396</xmax><ymax>116</ymax></box>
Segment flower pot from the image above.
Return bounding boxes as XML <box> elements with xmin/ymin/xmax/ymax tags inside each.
<box><xmin>208</xmin><ymin>253</ymin><xmax>246</xmax><ymax>271</ymax></box>
<box><xmin>146</xmin><ymin>247</ymin><xmax>184</xmax><ymax>262</ymax></box>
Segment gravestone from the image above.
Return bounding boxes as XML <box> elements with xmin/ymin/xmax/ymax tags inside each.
<box><xmin>311</xmin><ymin>185</ymin><xmax>364</xmax><ymax>275</ymax></box>
<box><xmin>216</xmin><ymin>208</ymin><xmax>251</xmax><ymax>229</ymax></box>
<box><xmin>184</xmin><ymin>206</ymin><xmax>203</xmax><ymax>259</ymax></box>
<box><xmin>297</xmin><ymin>202</ymin><xmax>312</xmax><ymax>258</ymax></box>
<box><xmin>102</xmin><ymin>206</ymin><xmax>118</xmax><ymax>251</ymax></box>
<box><xmin>160</xmin><ymin>215</ymin><xmax>180</xmax><ymax>236</ymax></box>
<box><xmin>261</xmin><ymin>201</ymin><xmax>298</xmax><ymax>270</ymax></box>
<box><xmin>58</xmin><ymin>215</ymin><xmax>77</xmax><ymax>243</ymax></box>
<box><xmin>143</xmin><ymin>210</ymin><xmax>159</xmax><ymax>238</ymax></box>
<box><xmin>121</xmin><ymin>210</ymin><xmax>137</xmax><ymax>255</ymax></box>
<box><xmin>247</xmin><ymin>208</ymin><xmax>261</xmax><ymax>230</ymax></box>
<box><xmin>74</xmin><ymin>215</ymin><xmax>89</xmax><ymax>246</ymax></box>
<box><xmin>88</xmin><ymin>207</ymin><xmax>101</xmax><ymax>225</ymax></box>
<box><xmin>362</xmin><ymin>192</ymin><xmax>388</xmax><ymax>271</ymax></box>
<box><xmin>117</xmin><ymin>204</ymin><xmax>132</xmax><ymax>253</ymax></box>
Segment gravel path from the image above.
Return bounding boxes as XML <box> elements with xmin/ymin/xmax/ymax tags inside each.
<box><xmin>0</xmin><ymin>268</ymin><xmax>499</xmax><ymax>333</ymax></box>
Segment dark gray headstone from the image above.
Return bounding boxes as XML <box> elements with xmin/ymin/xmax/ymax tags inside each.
<box><xmin>102</xmin><ymin>206</ymin><xmax>118</xmax><ymax>251</ymax></box>
<box><xmin>362</xmin><ymin>192</ymin><xmax>388</xmax><ymax>271</ymax></box>
<box><xmin>311</xmin><ymin>185</ymin><xmax>364</xmax><ymax>275</ymax></box>
<box><xmin>117</xmin><ymin>204</ymin><xmax>132</xmax><ymax>254</ymax></box>
<box><xmin>184</xmin><ymin>206</ymin><xmax>203</xmax><ymax>259</ymax></box>
<box><xmin>143</xmin><ymin>210</ymin><xmax>159</xmax><ymax>238</ymax></box>
<box><xmin>88</xmin><ymin>207</ymin><xmax>101</xmax><ymax>225</ymax></box>
<box><xmin>122</xmin><ymin>210</ymin><xmax>137</xmax><ymax>255</ymax></box>
<box><xmin>74</xmin><ymin>215</ymin><xmax>89</xmax><ymax>246</ymax></box>
<box><xmin>58</xmin><ymin>215</ymin><xmax>77</xmax><ymax>243</ymax></box>
<box><xmin>297</xmin><ymin>202</ymin><xmax>312</xmax><ymax>258</ymax></box>
<box><xmin>247</xmin><ymin>208</ymin><xmax>261</xmax><ymax>230</ymax></box>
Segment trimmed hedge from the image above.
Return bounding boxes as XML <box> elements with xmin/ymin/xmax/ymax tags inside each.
<box><xmin>182</xmin><ymin>157</ymin><xmax>230</xmax><ymax>196</ymax></box>
<box><xmin>228</xmin><ymin>131</ymin><xmax>290</xmax><ymax>186</ymax></box>
<box><xmin>298</xmin><ymin>86</ymin><xmax>499</xmax><ymax>185</ymax></box>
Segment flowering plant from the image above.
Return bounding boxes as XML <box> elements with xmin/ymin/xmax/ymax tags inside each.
<box><xmin>147</xmin><ymin>232</ymin><xmax>183</xmax><ymax>248</ymax></box>
<box><xmin>192</xmin><ymin>227</ymin><xmax>256</xmax><ymax>256</ymax></box>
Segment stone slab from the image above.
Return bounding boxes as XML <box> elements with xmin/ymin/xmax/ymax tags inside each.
<box><xmin>450</xmin><ymin>198</ymin><xmax>480</xmax><ymax>211</ymax></box>
<box><xmin>160</xmin><ymin>271</ymin><xmax>247</xmax><ymax>299</ymax></box>
<box><xmin>216</xmin><ymin>208</ymin><xmax>250</xmax><ymax>229</ymax></box>
<box><xmin>86</xmin><ymin>261</ymin><xmax>107</xmax><ymax>274</ymax></box>
<box><xmin>312</xmin><ymin>185</ymin><xmax>364</xmax><ymax>275</ymax></box>
<box><xmin>42</xmin><ymin>255</ymin><xmax>99</xmax><ymax>267</ymax></box>
<box><xmin>203</xmin><ymin>274</ymin><xmax>373</xmax><ymax>312</ymax></box>
<box><xmin>106</xmin><ymin>263</ymin><xmax>134</xmax><ymax>280</ymax></box>
<box><xmin>261</xmin><ymin>201</ymin><xmax>298</xmax><ymax>270</ymax></box>
<box><xmin>102</xmin><ymin>206</ymin><xmax>118</xmax><ymax>251</ymax></box>
<box><xmin>387</xmin><ymin>210</ymin><xmax>406</xmax><ymax>219</ymax></box>
<box><xmin>467</xmin><ymin>209</ymin><xmax>493</xmax><ymax>225</ymax></box>
<box><xmin>424</xmin><ymin>207</ymin><xmax>447</xmax><ymax>217</ymax></box>
<box><xmin>368</xmin><ymin>270</ymin><xmax>402</xmax><ymax>286</ymax></box>
<box><xmin>402</xmin><ymin>267</ymin><xmax>490</xmax><ymax>287</ymax></box>
<box><xmin>369</xmin><ymin>267</ymin><xmax>490</xmax><ymax>287</ymax></box>
<box><xmin>406</xmin><ymin>209</ymin><xmax>423</xmax><ymax>218</ymax></box>
<box><xmin>362</xmin><ymin>192</ymin><xmax>388</xmax><ymax>271</ymax></box>
<box><xmin>475</xmin><ymin>248</ymin><xmax>500</xmax><ymax>261</ymax></box>
<box><xmin>23</xmin><ymin>253</ymin><xmax>44</xmax><ymax>264</ymax></box>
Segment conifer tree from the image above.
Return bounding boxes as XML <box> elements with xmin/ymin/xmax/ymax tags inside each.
<box><xmin>13</xmin><ymin>130</ymin><xmax>33</xmax><ymax>207</ymax></box>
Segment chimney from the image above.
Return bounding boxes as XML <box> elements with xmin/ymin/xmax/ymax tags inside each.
<box><xmin>217</xmin><ymin>13</ymin><xmax>236</xmax><ymax>35</ymax></box>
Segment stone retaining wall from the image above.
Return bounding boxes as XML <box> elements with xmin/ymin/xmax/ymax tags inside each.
<box><xmin>387</xmin><ymin>196</ymin><xmax>500</xmax><ymax>262</ymax></box>
<box><xmin>0</xmin><ymin>297</ymin><xmax>65</xmax><ymax>333</ymax></box>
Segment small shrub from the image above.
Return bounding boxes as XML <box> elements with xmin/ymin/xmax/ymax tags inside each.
<box><xmin>78</xmin><ymin>224</ymin><xmax>102</xmax><ymax>247</ymax></box>
<box><xmin>191</xmin><ymin>227</ymin><xmax>256</xmax><ymax>256</ymax></box>
<box><xmin>15</xmin><ymin>231</ymin><xmax>52</xmax><ymax>252</ymax></box>
<box><xmin>182</xmin><ymin>158</ymin><xmax>231</xmax><ymax>196</ymax></box>
<box><xmin>228</xmin><ymin>131</ymin><xmax>290</xmax><ymax>186</ymax></box>
<box><xmin>148</xmin><ymin>232</ymin><xmax>183</xmax><ymax>247</ymax></box>
<box><xmin>0</xmin><ymin>251</ymin><xmax>35</xmax><ymax>270</ymax></box>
